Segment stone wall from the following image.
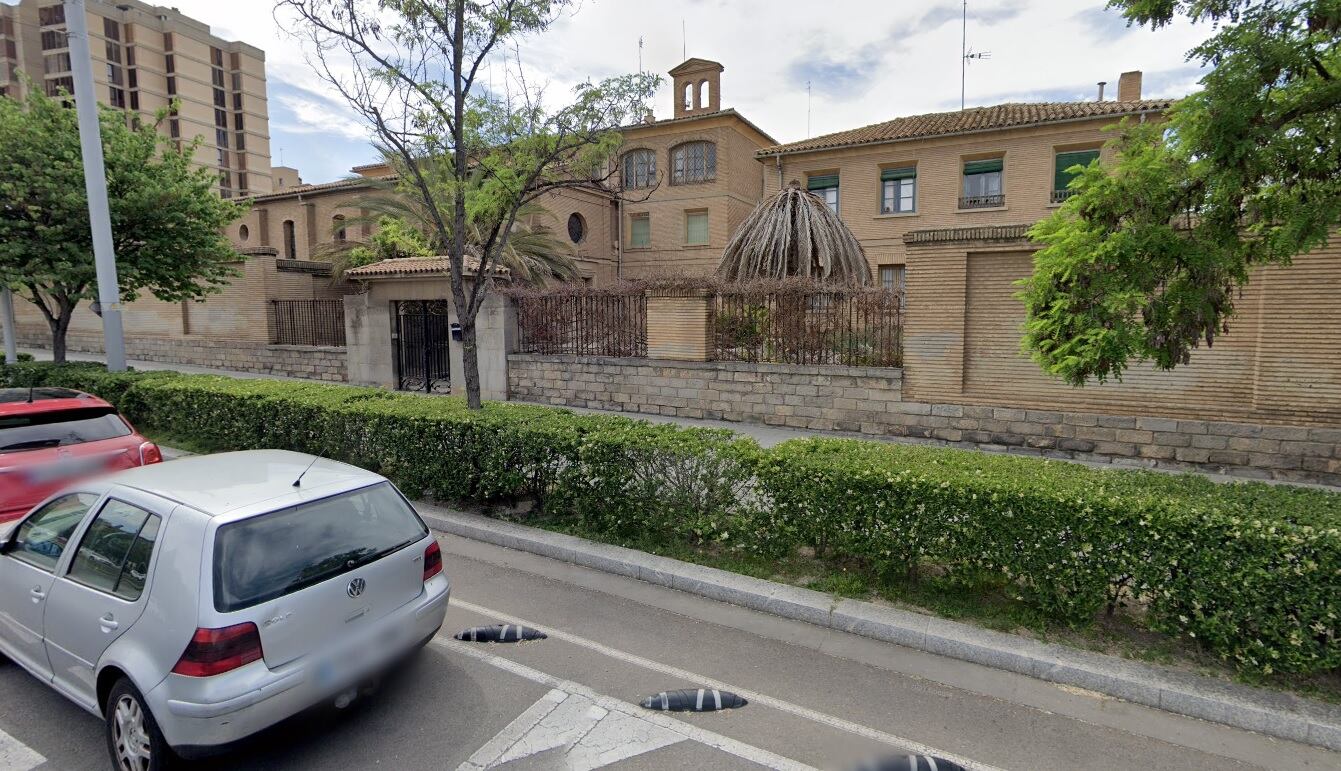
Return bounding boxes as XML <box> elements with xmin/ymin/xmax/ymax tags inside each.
<box><xmin>20</xmin><ymin>330</ymin><xmax>347</xmax><ymax>382</ymax></box>
<box><xmin>510</xmin><ymin>354</ymin><xmax>904</xmax><ymax>430</ymax></box>
<box><xmin>509</xmin><ymin>354</ymin><xmax>1341</xmax><ymax>486</ymax></box>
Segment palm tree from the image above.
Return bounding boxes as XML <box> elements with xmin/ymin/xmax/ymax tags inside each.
<box><xmin>717</xmin><ymin>182</ymin><xmax>871</xmax><ymax>285</ymax></box>
<box><xmin>323</xmin><ymin>167</ymin><xmax>579</xmax><ymax>286</ymax></box>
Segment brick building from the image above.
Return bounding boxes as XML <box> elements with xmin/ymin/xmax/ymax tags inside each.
<box><xmin>1</xmin><ymin>0</ymin><xmax>272</xmax><ymax>196</ymax></box>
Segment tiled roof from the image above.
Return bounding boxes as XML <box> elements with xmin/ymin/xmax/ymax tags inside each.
<box><xmin>757</xmin><ymin>100</ymin><xmax>1174</xmax><ymax>156</ymax></box>
<box><xmin>344</xmin><ymin>256</ymin><xmax>508</xmax><ymax>280</ymax></box>
<box><xmin>622</xmin><ymin>108</ymin><xmax>777</xmax><ymax>145</ymax></box>
<box><xmin>244</xmin><ymin>175</ymin><xmax>393</xmax><ymax>202</ymax></box>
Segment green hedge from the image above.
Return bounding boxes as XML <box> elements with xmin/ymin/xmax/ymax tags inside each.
<box><xmin>3</xmin><ymin>361</ymin><xmax>1338</xmax><ymax>678</ymax></box>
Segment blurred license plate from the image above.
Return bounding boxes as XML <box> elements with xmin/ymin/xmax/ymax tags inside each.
<box><xmin>26</xmin><ymin>458</ymin><xmax>101</xmax><ymax>484</ymax></box>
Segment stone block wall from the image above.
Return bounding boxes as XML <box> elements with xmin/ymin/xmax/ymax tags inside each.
<box><xmin>20</xmin><ymin>330</ymin><xmax>347</xmax><ymax>382</ymax></box>
<box><xmin>509</xmin><ymin>354</ymin><xmax>1341</xmax><ymax>486</ymax></box>
<box><xmin>509</xmin><ymin>354</ymin><xmax>903</xmax><ymax>431</ymax></box>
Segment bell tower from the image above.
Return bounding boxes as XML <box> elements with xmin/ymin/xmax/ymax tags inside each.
<box><xmin>669</xmin><ymin>58</ymin><xmax>724</xmax><ymax>119</ymax></box>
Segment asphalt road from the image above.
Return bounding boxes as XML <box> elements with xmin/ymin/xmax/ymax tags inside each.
<box><xmin>1</xmin><ymin>533</ymin><xmax>1338</xmax><ymax>771</ymax></box>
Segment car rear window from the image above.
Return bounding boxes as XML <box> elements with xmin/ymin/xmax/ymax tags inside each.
<box><xmin>0</xmin><ymin>407</ymin><xmax>131</xmax><ymax>454</ymax></box>
<box><xmin>212</xmin><ymin>482</ymin><xmax>428</xmax><ymax>612</ymax></box>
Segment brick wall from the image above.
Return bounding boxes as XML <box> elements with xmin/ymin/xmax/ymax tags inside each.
<box><xmin>509</xmin><ymin>354</ymin><xmax>1341</xmax><ymax>486</ymax></box>
<box><xmin>20</xmin><ymin>331</ymin><xmax>347</xmax><ymax>382</ymax></box>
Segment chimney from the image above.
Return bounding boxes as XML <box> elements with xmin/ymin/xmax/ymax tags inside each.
<box><xmin>1096</xmin><ymin>81</ymin><xmax>1107</xmax><ymax>101</ymax></box>
<box><xmin>1118</xmin><ymin>70</ymin><xmax>1143</xmax><ymax>101</ymax></box>
<box><xmin>642</xmin><ymin>110</ymin><xmax>656</xmax><ymax>124</ymax></box>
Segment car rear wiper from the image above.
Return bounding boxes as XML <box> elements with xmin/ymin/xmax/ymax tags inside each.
<box><xmin>0</xmin><ymin>439</ymin><xmax>64</xmax><ymax>452</ymax></box>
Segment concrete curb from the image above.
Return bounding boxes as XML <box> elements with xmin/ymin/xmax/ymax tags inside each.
<box><xmin>419</xmin><ymin>507</ymin><xmax>1341</xmax><ymax>753</ymax></box>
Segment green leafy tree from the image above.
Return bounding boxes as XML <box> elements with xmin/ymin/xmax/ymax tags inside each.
<box><xmin>281</xmin><ymin>0</ymin><xmax>657</xmax><ymax>408</ymax></box>
<box><xmin>0</xmin><ymin>84</ymin><xmax>244</xmax><ymax>362</ymax></box>
<box><xmin>1019</xmin><ymin>0</ymin><xmax>1341</xmax><ymax>385</ymax></box>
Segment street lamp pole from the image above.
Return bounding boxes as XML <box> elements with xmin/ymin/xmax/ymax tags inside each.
<box><xmin>63</xmin><ymin>0</ymin><xmax>127</xmax><ymax>371</ymax></box>
<box><xmin>1</xmin><ymin>288</ymin><xmax>17</xmax><ymax>364</ymax></box>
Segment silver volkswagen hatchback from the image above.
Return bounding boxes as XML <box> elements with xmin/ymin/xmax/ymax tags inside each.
<box><xmin>0</xmin><ymin>450</ymin><xmax>451</xmax><ymax>770</ymax></box>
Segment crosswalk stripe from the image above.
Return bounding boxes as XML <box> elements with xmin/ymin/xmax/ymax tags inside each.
<box><xmin>0</xmin><ymin>727</ymin><xmax>45</xmax><ymax>771</ymax></box>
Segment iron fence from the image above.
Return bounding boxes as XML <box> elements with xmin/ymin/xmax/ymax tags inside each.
<box><xmin>516</xmin><ymin>293</ymin><xmax>647</xmax><ymax>357</ymax></box>
<box><xmin>711</xmin><ymin>289</ymin><xmax>902</xmax><ymax>367</ymax></box>
<box><xmin>270</xmin><ymin>299</ymin><xmax>347</xmax><ymax>347</ymax></box>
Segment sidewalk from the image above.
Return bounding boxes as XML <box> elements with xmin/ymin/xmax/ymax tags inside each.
<box><xmin>21</xmin><ymin>346</ymin><xmax>1338</xmax><ymax>489</ymax></box>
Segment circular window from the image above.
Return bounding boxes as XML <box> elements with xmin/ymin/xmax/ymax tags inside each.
<box><xmin>567</xmin><ymin>213</ymin><xmax>586</xmax><ymax>244</ymax></box>
<box><xmin>238</xmin><ymin>224</ymin><xmax>250</xmax><ymax>242</ymax></box>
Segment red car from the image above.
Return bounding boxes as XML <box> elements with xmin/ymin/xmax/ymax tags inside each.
<box><xmin>0</xmin><ymin>387</ymin><xmax>162</xmax><ymax>522</ymax></box>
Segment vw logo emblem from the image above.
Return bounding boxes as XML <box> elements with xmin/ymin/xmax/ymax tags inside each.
<box><xmin>347</xmin><ymin>578</ymin><xmax>366</xmax><ymax>598</ymax></box>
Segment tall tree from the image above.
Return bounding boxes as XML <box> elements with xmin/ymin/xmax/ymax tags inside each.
<box><xmin>1019</xmin><ymin>0</ymin><xmax>1341</xmax><ymax>386</ymax></box>
<box><xmin>280</xmin><ymin>0</ymin><xmax>657</xmax><ymax>408</ymax></box>
<box><xmin>0</xmin><ymin>85</ymin><xmax>243</xmax><ymax>361</ymax></box>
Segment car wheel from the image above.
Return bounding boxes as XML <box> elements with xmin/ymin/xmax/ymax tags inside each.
<box><xmin>105</xmin><ymin>678</ymin><xmax>176</xmax><ymax>771</ymax></box>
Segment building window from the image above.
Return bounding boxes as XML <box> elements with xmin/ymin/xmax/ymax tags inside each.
<box><xmin>162</xmin><ymin>33</ymin><xmax>173</xmax><ymax>52</ymax></box>
<box><xmin>103</xmin><ymin>18</ymin><xmax>120</xmax><ymax>41</ymax></box>
<box><xmin>165</xmin><ymin>54</ymin><xmax>174</xmax><ymax>73</ymax></box>
<box><xmin>235</xmin><ymin>113</ymin><xmax>245</xmax><ymax>131</ymax></box>
<box><xmin>878</xmin><ymin>265</ymin><xmax>906</xmax><ymax>309</ymax></box>
<box><xmin>235</xmin><ymin>131</ymin><xmax>246</xmax><ymax>150</ymax></box>
<box><xmin>38</xmin><ymin>5</ymin><xmax>66</xmax><ymax>26</ymax></box>
<box><xmin>43</xmin><ymin>52</ymin><xmax>71</xmax><ymax>74</ymax></box>
<box><xmin>214</xmin><ymin>109</ymin><xmax>227</xmax><ymax>127</ymax></box>
<box><xmin>165</xmin><ymin>76</ymin><xmax>176</xmax><ymax>95</ymax></box>
<box><xmin>685</xmin><ymin>210</ymin><xmax>709</xmax><ymax>246</ymax></box>
<box><xmin>129</xmin><ymin>91</ymin><xmax>139</xmax><ymax>111</ymax></box>
<box><xmin>567</xmin><ymin>213</ymin><xmax>586</xmax><ymax>244</ymax></box>
<box><xmin>1052</xmin><ymin>149</ymin><xmax>1100</xmax><ymax>203</ymax></box>
<box><xmin>125</xmin><ymin>46</ymin><xmax>135</xmax><ymax>66</ymax></box>
<box><xmin>282</xmin><ymin>220</ymin><xmax>297</xmax><ymax>259</ymax></box>
<box><xmin>216</xmin><ymin>128</ymin><xmax>229</xmax><ymax>148</ymax></box>
<box><xmin>106</xmin><ymin>63</ymin><xmax>122</xmax><ymax>86</ymax></box>
<box><xmin>333</xmin><ymin>215</ymin><xmax>347</xmax><ymax>243</ymax></box>
<box><xmin>880</xmin><ymin>167</ymin><xmax>916</xmax><ymax>214</ymax></box>
<box><xmin>169</xmin><ymin>119</ymin><xmax>179</xmax><ymax>138</ymax></box>
<box><xmin>40</xmin><ymin>30</ymin><xmax>66</xmax><ymax>50</ymax></box>
<box><xmin>628</xmin><ymin>213</ymin><xmax>650</xmax><ymax>248</ymax></box>
<box><xmin>230</xmin><ymin>51</ymin><xmax>241</xmax><ymax>70</ymax></box>
<box><xmin>44</xmin><ymin>76</ymin><xmax>73</xmax><ymax>97</ymax></box>
<box><xmin>211</xmin><ymin>47</ymin><xmax>224</xmax><ymax>67</ymax></box>
<box><xmin>960</xmin><ymin>158</ymin><xmax>1004</xmax><ymax>209</ymax></box>
<box><xmin>238</xmin><ymin>224</ymin><xmax>250</xmax><ymax>242</ymax></box>
<box><xmin>670</xmin><ymin>141</ymin><xmax>716</xmax><ymax>185</ymax></box>
<box><xmin>621</xmin><ymin>149</ymin><xmax>656</xmax><ymax>189</ymax></box>
<box><xmin>108</xmin><ymin>87</ymin><xmax>126</xmax><ymax>109</ymax></box>
<box><xmin>237</xmin><ymin>173</ymin><xmax>247</xmax><ymax>195</ymax></box>
<box><xmin>807</xmin><ymin>174</ymin><xmax>839</xmax><ymax>213</ymax></box>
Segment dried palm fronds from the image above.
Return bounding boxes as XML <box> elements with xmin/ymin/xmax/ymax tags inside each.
<box><xmin>717</xmin><ymin>182</ymin><xmax>871</xmax><ymax>286</ymax></box>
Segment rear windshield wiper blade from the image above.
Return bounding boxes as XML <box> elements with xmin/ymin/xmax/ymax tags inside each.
<box><xmin>0</xmin><ymin>439</ymin><xmax>64</xmax><ymax>452</ymax></box>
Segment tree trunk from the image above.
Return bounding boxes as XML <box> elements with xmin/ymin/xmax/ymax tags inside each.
<box><xmin>460</xmin><ymin>316</ymin><xmax>481</xmax><ymax>409</ymax></box>
<box><xmin>47</xmin><ymin>302</ymin><xmax>75</xmax><ymax>364</ymax></box>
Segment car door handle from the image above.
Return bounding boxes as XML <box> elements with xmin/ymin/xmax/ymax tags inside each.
<box><xmin>29</xmin><ymin>586</ymin><xmax>45</xmax><ymax>603</ymax></box>
<box><xmin>99</xmin><ymin>614</ymin><xmax>118</xmax><ymax>632</ymax></box>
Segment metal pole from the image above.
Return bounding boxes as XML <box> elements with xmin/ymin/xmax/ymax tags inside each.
<box><xmin>961</xmin><ymin>0</ymin><xmax>967</xmax><ymax>110</ymax></box>
<box><xmin>1</xmin><ymin>288</ymin><xmax>17</xmax><ymax>364</ymax></box>
<box><xmin>64</xmin><ymin>0</ymin><xmax>127</xmax><ymax>371</ymax></box>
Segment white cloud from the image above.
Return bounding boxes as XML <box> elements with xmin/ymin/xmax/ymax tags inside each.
<box><xmin>148</xmin><ymin>0</ymin><xmax>1212</xmax><ymax>180</ymax></box>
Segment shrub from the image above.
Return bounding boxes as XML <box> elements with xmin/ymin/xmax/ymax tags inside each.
<box><xmin>3</xmin><ymin>360</ymin><xmax>1337</xmax><ymax>677</ymax></box>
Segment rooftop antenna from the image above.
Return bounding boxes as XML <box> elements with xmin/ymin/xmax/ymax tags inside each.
<box><xmin>638</xmin><ymin>36</ymin><xmax>643</xmax><ymax>73</ymax></box>
<box><xmin>681</xmin><ymin>19</ymin><xmax>686</xmax><ymax>60</ymax></box>
<box><xmin>292</xmin><ymin>455</ymin><xmax>320</xmax><ymax>487</ymax></box>
<box><xmin>806</xmin><ymin>80</ymin><xmax>812</xmax><ymax>138</ymax></box>
<box><xmin>960</xmin><ymin>0</ymin><xmax>991</xmax><ymax>110</ymax></box>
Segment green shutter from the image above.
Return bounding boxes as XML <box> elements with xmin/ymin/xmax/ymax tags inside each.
<box><xmin>963</xmin><ymin>158</ymin><xmax>1003</xmax><ymax>175</ymax></box>
<box><xmin>1053</xmin><ymin>150</ymin><xmax>1100</xmax><ymax>191</ymax></box>
<box><xmin>630</xmin><ymin>215</ymin><xmax>650</xmax><ymax>247</ymax></box>
<box><xmin>880</xmin><ymin>166</ymin><xmax>916</xmax><ymax>181</ymax></box>
<box><xmin>807</xmin><ymin>174</ymin><xmax>839</xmax><ymax>190</ymax></box>
<box><xmin>686</xmin><ymin>212</ymin><xmax>709</xmax><ymax>245</ymax></box>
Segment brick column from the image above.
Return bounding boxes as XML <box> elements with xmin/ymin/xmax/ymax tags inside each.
<box><xmin>646</xmin><ymin>290</ymin><xmax>713</xmax><ymax>361</ymax></box>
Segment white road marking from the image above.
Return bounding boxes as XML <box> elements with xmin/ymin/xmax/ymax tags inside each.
<box><xmin>438</xmin><ymin>638</ymin><xmax>815</xmax><ymax>771</ymax></box>
<box><xmin>452</xmin><ymin>598</ymin><xmax>1006</xmax><ymax>771</ymax></box>
<box><xmin>0</xmin><ymin>726</ymin><xmax>45</xmax><ymax>771</ymax></box>
<box><xmin>460</xmin><ymin>687</ymin><xmax>685</xmax><ymax>770</ymax></box>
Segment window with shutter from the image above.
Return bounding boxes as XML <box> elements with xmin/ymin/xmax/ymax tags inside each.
<box><xmin>807</xmin><ymin>174</ymin><xmax>840</xmax><ymax>213</ymax></box>
<box><xmin>880</xmin><ymin>167</ymin><xmax>916</xmax><ymax>213</ymax></box>
<box><xmin>1052</xmin><ymin>149</ymin><xmax>1100</xmax><ymax>202</ymax></box>
<box><xmin>685</xmin><ymin>211</ymin><xmax>709</xmax><ymax>245</ymax></box>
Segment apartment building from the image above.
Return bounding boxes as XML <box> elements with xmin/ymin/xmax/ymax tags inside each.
<box><xmin>754</xmin><ymin>71</ymin><xmax>1167</xmax><ymax>293</ymax></box>
<box><xmin>615</xmin><ymin>58</ymin><xmax>775</xmax><ymax>278</ymax></box>
<box><xmin>0</xmin><ymin>0</ymin><xmax>273</xmax><ymax>195</ymax></box>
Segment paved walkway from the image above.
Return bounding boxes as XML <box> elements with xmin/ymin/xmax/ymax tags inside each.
<box><xmin>20</xmin><ymin>347</ymin><xmax>1338</xmax><ymax>489</ymax></box>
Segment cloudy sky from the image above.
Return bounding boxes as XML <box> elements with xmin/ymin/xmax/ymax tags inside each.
<box><xmin>12</xmin><ymin>1</ymin><xmax>1211</xmax><ymax>183</ymax></box>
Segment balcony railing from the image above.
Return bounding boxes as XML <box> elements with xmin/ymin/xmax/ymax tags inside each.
<box><xmin>958</xmin><ymin>194</ymin><xmax>1005</xmax><ymax>209</ymax></box>
<box><xmin>1050</xmin><ymin>189</ymin><xmax>1077</xmax><ymax>204</ymax></box>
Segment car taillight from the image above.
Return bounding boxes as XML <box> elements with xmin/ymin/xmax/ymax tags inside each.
<box><xmin>139</xmin><ymin>442</ymin><xmax>163</xmax><ymax>465</ymax></box>
<box><xmin>171</xmin><ymin>623</ymin><xmax>264</xmax><ymax>677</ymax></box>
<box><xmin>423</xmin><ymin>541</ymin><xmax>442</xmax><ymax>582</ymax></box>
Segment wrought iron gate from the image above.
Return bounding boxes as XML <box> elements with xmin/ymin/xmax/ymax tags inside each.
<box><xmin>392</xmin><ymin>300</ymin><xmax>452</xmax><ymax>393</ymax></box>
